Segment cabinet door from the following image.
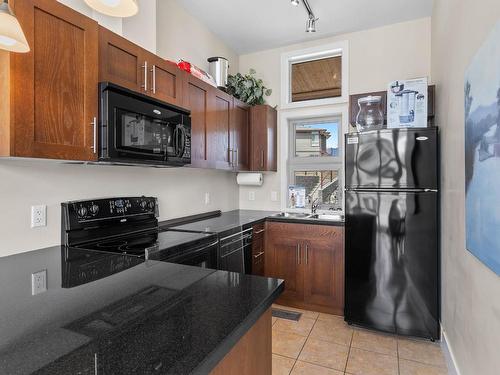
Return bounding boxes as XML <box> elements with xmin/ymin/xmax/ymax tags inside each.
<box><xmin>211</xmin><ymin>90</ymin><xmax>233</xmax><ymax>170</ymax></box>
<box><xmin>148</xmin><ymin>54</ymin><xmax>184</xmax><ymax>106</ymax></box>
<box><xmin>11</xmin><ymin>0</ymin><xmax>98</xmax><ymax>161</ymax></box>
<box><xmin>231</xmin><ymin>99</ymin><xmax>250</xmax><ymax>171</ymax></box>
<box><xmin>249</xmin><ymin>105</ymin><xmax>277</xmax><ymax>172</ymax></box>
<box><xmin>266</xmin><ymin>223</ymin><xmax>304</xmax><ymax>302</ymax></box>
<box><xmin>184</xmin><ymin>76</ymin><xmax>212</xmax><ymax>168</ymax></box>
<box><xmin>98</xmin><ymin>26</ymin><xmax>143</xmax><ymax>93</ymax></box>
<box><xmin>303</xmin><ymin>228</ymin><xmax>344</xmax><ymax>313</ymax></box>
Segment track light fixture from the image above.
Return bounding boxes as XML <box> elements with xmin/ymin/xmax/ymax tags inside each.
<box><xmin>291</xmin><ymin>0</ymin><xmax>319</xmax><ymax>33</ymax></box>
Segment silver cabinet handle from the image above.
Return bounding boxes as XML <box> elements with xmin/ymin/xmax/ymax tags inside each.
<box><xmin>91</xmin><ymin>117</ymin><xmax>97</xmax><ymax>153</ymax></box>
<box><xmin>296</xmin><ymin>243</ymin><xmax>300</xmax><ymax>265</ymax></box>
<box><xmin>261</xmin><ymin>149</ymin><xmax>264</xmax><ymax>168</ymax></box>
<box><xmin>228</xmin><ymin>148</ymin><xmax>233</xmax><ymax>166</ymax></box>
<box><xmin>253</xmin><ymin>251</ymin><xmax>265</xmax><ymax>259</ymax></box>
<box><xmin>141</xmin><ymin>61</ymin><xmax>148</xmax><ymax>92</ymax></box>
<box><xmin>254</xmin><ymin>229</ymin><xmax>265</xmax><ymax>234</ymax></box>
<box><xmin>235</xmin><ymin>148</ymin><xmax>239</xmax><ymax>169</ymax></box>
<box><xmin>305</xmin><ymin>244</ymin><xmax>309</xmax><ymax>265</ymax></box>
<box><xmin>94</xmin><ymin>353</ymin><xmax>98</xmax><ymax>375</ymax></box>
<box><xmin>151</xmin><ymin>65</ymin><xmax>156</xmax><ymax>94</ymax></box>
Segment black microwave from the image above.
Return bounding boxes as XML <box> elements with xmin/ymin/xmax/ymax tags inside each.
<box><xmin>99</xmin><ymin>83</ymin><xmax>191</xmax><ymax>166</ymax></box>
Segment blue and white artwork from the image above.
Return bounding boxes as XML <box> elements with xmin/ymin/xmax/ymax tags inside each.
<box><xmin>465</xmin><ymin>21</ymin><xmax>500</xmax><ymax>275</ymax></box>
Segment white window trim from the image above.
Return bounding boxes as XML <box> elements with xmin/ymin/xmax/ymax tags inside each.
<box><xmin>280</xmin><ymin>40</ymin><xmax>349</xmax><ymax>110</ymax></box>
<box><xmin>279</xmin><ymin>104</ymin><xmax>349</xmax><ymax>214</ymax></box>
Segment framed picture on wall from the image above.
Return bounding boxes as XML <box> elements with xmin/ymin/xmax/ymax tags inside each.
<box><xmin>464</xmin><ymin>21</ymin><xmax>500</xmax><ymax>276</ymax></box>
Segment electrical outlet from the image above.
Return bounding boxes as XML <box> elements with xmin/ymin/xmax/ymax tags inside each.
<box><xmin>248</xmin><ymin>191</ymin><xmax>255</xmax><ymax>201</ymax></box>
<box><xmin>271</xmin><ymin>191</ymin><xmax>278</xmax><ymax>202</ymax></box>
<box><xmin>31</xmin><ymin>205</ymin><xmax>47</xmax><ymax>228</ymax></box>
<box><xmin>204</xmin><ymin>192</ymin><xmax>210</xmax><ymax>205</ymax></box>
<box><xmin>32</xmin><ymin>270</ymin><xmax>47</xmax><ymax>295</ymax></box>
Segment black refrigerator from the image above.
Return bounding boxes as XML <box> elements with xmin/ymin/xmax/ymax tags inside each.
<box><xmin>344</xmin><ymin>128</ymin><xmax>440</xmax><ymax>340</ymax></box>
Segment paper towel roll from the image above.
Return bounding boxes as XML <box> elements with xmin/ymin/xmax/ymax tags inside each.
<box><xmin>236</xmin><ymin>173</ymin><xmax>263</xmax><ymax>186</ymax></box>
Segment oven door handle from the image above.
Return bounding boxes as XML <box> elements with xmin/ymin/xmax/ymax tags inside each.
<box><xmin>220</xmin><ymin>228</ymin><xmax>253</xmax><ymax>242</ymax></box>
<box><xmin>220</xmin><ymin>234</ymin><xmax>252</xmax><ymax>249</ymax></box>
<box><xmin>220</xmin><ymin>245</ymin><xmax>249</xmax><ymax>258</ymax></box>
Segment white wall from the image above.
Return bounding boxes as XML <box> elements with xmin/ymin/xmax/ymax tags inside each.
<box><xmin>0</xmin><ymin>160</ymin><xmax>238</xmax><ymax>257</ymax></box>
<box><xmin>122</xmin><ymin>0</ymin><xmax>157</xmax><ymax>53</ymax></box>
<box><xmin>238</xmin><ymin>18</ymin><xmax>432</xmax><ymax>211</ymax></box>
<box><xmin>156</xmin><ymin>0</ymin><xmax>239</xmax><ymax>74</ymax></box>
<box><xmin>431</xmin><ymin>1</ymin><xmax>500</xmax><ymax>374</ymax></box>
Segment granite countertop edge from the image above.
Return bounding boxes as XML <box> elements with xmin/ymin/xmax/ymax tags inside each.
<box><xmin>193</xmin><ymin>280</ymin><xmax>285</xmax><ymax>375</ymax></box>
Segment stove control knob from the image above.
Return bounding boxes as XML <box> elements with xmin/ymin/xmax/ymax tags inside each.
<box><xmin>77</xmin><ymin>206</ymin><xmax>87</xmax><ymax>217</ymax></box>
<box><xmin>90</xmin><ymin>204</ymin><xmax>99</xmax><ymax>215</ymax></box>
<box><xmin>140</xmin><ymin>200</ymin><xmax>148</xmax><ymax>210</ymax></box>
<box><xmin>148</xmin><ymin>201</ymin><xmax>155</xmax><ymax>210</ymax></box>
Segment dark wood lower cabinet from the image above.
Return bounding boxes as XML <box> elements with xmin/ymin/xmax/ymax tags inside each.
<box><xmin>265</xmin><ymin>222</ymin><xmax>344</xmax><ymax>315</ymax></box>
<box><xmin>210</xmin><ymin>309</ymin><xmax>272</xmax><ymax>375</ymax></box>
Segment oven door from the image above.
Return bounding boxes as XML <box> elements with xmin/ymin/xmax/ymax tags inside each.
<box><xmin>219</xmin><ymin>229</ymin><xmax>253</xmax><ymax>274</ymax></box>
<box><xmin>100</xmin><ymin>83</ymin><xmax>191</xmax><ymax>165</ymax></box>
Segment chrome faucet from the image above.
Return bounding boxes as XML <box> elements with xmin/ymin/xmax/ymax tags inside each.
<box><xmin>311</xmin><ymin>198</ymin><xmax>320</xmax><ymax>214</ymax></box>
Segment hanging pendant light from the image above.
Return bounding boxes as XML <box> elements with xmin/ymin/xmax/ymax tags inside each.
<box><xmin>0</xmin><ymin>0</ymin><xmax>30</xmax><ymax>53</ymax></box>
<box><xmin>84</xmin><ymin>0</ymin><xmax>138</xmax><ymax>18</ymax></box>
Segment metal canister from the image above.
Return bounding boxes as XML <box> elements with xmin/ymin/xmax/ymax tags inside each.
<box><xmin>207</xmin><ymin>56</ymin><xmax>229</xmax><ymax>88</ymax></box>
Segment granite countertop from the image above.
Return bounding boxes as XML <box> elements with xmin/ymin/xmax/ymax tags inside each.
<box><xmin>0</xmin><ymin>246</ymin><xmax>284</xmax><ymax>374</ymax></box>
<box><xmin>162</xmin><ymin>209</ymin><xmax>344</xmax><ymax>233</ymax></box>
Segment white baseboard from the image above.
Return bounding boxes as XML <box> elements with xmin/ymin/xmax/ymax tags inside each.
<box><xmin>441</xmin><ymin>329</ymin><xmax>461</xmax><ymax>375</ymax></box>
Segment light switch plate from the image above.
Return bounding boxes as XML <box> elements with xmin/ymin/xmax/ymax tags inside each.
<box><xmin>271</xmin><ymin>191</ymin><xmax>278</xmax><ymax>202</ymax></box>
<box><xmin>32</xmin><ymin>270</ymin><xmax>47</xmax><ymax>295</ymax></box>
<box><xmin>248</xmin><ymin>191</ymin><xmax>255</xmax><ymax>201</ymax></box>
<box><xmin>31</xmin><ymin>205</ymin><xmax>47</xmax><ymax>228</ymax></box>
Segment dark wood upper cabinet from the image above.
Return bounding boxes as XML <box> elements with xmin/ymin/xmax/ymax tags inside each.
<box><xmin>99</xmin><ymin>28</ymin><xmax>185</xmax><ymax>107</ymax></box>
<box><xmin>211</xmin><ymin>90</ymin><xmax>233</xmax><ymax>170</ymax></box>
<box><xmin>98</xmin><ymin>26</ymin><xmax>143</xmax><ymax>93</ymax></box>
<box><xmin>249</xmin><ymin>105</ymin><xmax>277</xmax><ymax>172</ymax></box>
<box><xmin>265</xmin><ymin>222</ymin><xmax>344</xmax><ymax>315</ymax></box>
<box><xmin>231</xmin><ymin>99</ymin><xmax>250</xmax><ymax>171</ymax></box>
<box><xmin>1</xmin><ymin>0</ymin><xmax>98</xmax><ymax>161</ymax></box>
<box><xmin>184</xmin><ymin>75</ymin><xmax>212</xmax><ymax>168</ymax></box>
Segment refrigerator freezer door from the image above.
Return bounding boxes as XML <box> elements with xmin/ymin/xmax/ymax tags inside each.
<box><xmin>345</xmin><ymin>128</ymin><xmax>438</xmax><ymax>189</ymax></box>
<box><xmin>344</xmin><ymin>190</ymin><xmax>439</xmax><ymax>340</ymax></box>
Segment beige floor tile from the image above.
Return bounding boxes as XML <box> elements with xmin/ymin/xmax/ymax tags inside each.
<box><xmin>399</xmin><ymin>359</ymin><xmax>449</xmax><ymax>375</ymax></box>
<box><xmin>346</xmin><ymin>347</ymin><xmax>398</xmax><ymax>375</ymax></box>
<box><xmin>272</xmin><ymin>354</ymin><xmax>296</xmax><ymax>375</ymax></box>
<box><xmin>398</xmin><ymin>338</ymin><xmax>446</xmax><ymax>368</ymax></box>
<box><xmin>351</xmin><ymin>329</ymin><xmax>397</xmax><ymax>356</ymax></box>
<box><xmin>298</xmin><ymin>337</ymin><xmax>349</xmax><ymax>371</ymax></box>
<box><xmin>273</xmin><ymin>304</ymin><xmax>320</xmax><ymax>319</ymax></box>
<box><xmin>272</xmin><ymin>328</ymin><xmax>307</xmax><ymax>359</ymax></box>
<box><xmin>274</xmin><ymin>317</ymin><xmax>316</xmax><ymax>337</ymax></box>
<box><xmin>291</xmin><ymin>360</ymin><xmax>344</xmax><ymax>375</ymax></box>
<box><xmin>317</xmin><ymin>313</ymin><xmax>345</xmax><ymax>323</ymax></box>
<box><xmin>309</xmin><ymin>319</ymin><xmax>353</xmax><ymax>346</ymax></box>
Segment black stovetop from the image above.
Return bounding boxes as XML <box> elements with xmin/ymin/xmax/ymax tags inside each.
<box><xmin>75</xmin><ymin>229</ymin><xmax>217</xmax><ymax>259</ymax></box>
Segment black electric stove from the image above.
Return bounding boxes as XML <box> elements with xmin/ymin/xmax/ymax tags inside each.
<box><xmin>62</xmin><ymin>197</ymin><xmax>219</xmax><ymax>269</ymax></box>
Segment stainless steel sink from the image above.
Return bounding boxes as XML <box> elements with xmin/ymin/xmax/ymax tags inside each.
<box><xmin>272</xmin><ymin>212</ymin><xmax>344</xmax><ymax>222</ymax></box>
<box><xmin>308</xmin><ymin>214</ymin><xmax>344</xmax><ymax>221</ymax></box>
<box><xmin>272</xmin><ymin>212</ymin><xmax>311</xmax><ymax>219</ymax></box>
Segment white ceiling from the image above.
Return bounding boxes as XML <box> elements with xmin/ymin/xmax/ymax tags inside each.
<box><xmin>176</xmin><ymin>0</ymin><xmax>434</xmax><ymax>54</ymax></box>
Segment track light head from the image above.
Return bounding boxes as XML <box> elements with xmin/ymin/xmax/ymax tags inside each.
<box><xmin>306</xmin><ymin>15</ymin><xmax>318</xmax><ymax>33</ymax></box>
<box><xmin>291</xmin><ymin>0</ymin><xmax>300</xmax><ymax>6</ymax></box>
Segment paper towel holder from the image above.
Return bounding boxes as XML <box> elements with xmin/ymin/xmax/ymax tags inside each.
<box><xmin>236</xmin><ymin>173</ymin><xmax>263</xmax><ymax>186</ymax></box>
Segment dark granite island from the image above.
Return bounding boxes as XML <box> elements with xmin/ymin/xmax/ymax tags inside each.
<box><xmin>0</xmin><ymin>246</ymin><xmax>283</xmax><ymax>374</ymax></box>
